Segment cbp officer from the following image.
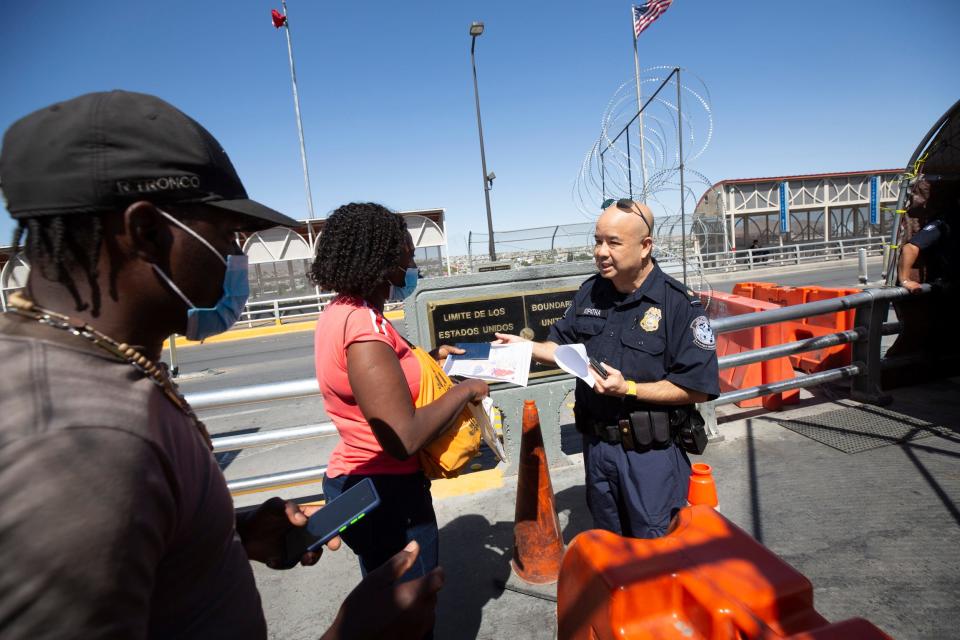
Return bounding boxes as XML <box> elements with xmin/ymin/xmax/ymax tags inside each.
<box><xmin>496</xmin><ymin>199</ymin><xmax>719</xmax><ymax>538</ymax></box>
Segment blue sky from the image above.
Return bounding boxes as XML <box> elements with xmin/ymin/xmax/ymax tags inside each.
<box><xmin>1</xmin><ymin>0</ymin><xmax>958</xmax><ymax>254</ymax></box>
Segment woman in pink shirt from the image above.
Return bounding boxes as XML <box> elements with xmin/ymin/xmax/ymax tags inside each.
<box><xmin>311</xmin><ymin>203</ymin><xmax>488</xmax><ymax>600</ymax></box>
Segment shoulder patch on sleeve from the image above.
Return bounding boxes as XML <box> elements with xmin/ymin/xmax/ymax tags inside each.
<box><xmin>691</xmin><ymin>315</ymin><xmax>716</xmax><ymax>350</ymax></box>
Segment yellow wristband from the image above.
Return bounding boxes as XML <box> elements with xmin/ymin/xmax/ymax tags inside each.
<box><xmin>625</xmin><ymin>380</ymin><xmax>637</xmax><ymax>397</ymax></box>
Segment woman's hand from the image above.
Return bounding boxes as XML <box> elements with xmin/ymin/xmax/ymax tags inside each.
<box><xmin>430</xmin><ymin>344</ymin><xmax>465</xmax><ymax>366</ymax></box>
<box><xmin>589</xmin><ymin>361</ymin><xmax>629</xmax><ymax>397</ymax></box>
<box><xmin>458</xmin><ymin>378</ymin><xmax>490</xmax><ymax>403</ymax></box>
<box><xmin>493</xmin><ymin>332</ymin><xmax>524</xmax><ymax>344</ymax></box>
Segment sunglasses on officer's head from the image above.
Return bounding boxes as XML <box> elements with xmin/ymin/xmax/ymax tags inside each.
<box><xmin>601</xmin><ymin>198</ymin><xmax>634</xmax><ymax>209</ymax></box>
<box><xmin>600</xmin><ymin>198</ymin><xmax>654</xmax><ymax>236</ymax></box>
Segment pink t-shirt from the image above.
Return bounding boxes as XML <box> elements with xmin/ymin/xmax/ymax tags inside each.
<box><xmin>315</xmin><ymin>296</ymin><xmax>422</xmax><ymax>476</ymax></box>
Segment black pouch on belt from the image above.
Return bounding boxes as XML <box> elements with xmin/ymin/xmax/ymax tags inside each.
<box><xmin>673</xmin><ymin>406</ymin><xmax>708</xmax><ymax>455</ymax></box>
<box><xmin>627</xmin><ymin>410</ymin><xmax>672</xmax><ymax>449</ymax></box>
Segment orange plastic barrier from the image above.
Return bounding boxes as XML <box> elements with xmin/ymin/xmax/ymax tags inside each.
<box><xmin>731</xmin><ymin>281</ymin><xmax>775</xmax><ymax>299</ymax></box>
<box><xmin>751</xmin><ymin>282</ymin><xmax>782</xmax><ymax>306</ymax></box>
<box><xmin>734</xmin><ymin>283</ymin><xmax>859</xmax><ymax>374</ymax></box>
<box><xmin>706</xmin><ymin>290</ymin><xmax>799</xmax><ymax>409</ymax></box>
<box><xmin>557</xmin><ymin>505</ymin><xmax>892</xmax><ymax>640</ymax></box>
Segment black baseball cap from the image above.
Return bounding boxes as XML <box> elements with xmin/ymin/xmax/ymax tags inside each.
<box><xmin>0</xmin><ymin>90</ymin><xmax>298</xmax><ymax>228</ymax></box>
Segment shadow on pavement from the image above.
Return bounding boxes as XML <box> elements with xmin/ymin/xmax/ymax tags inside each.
<box><xmin>434</xmin><ymin>476</ymin><xmax>592</xmax><ymax>639</ymax></box>
<box><xmin>435</xmin><ymin>516</ymin><xmax>514</xmax><ymax>640</ymax></box>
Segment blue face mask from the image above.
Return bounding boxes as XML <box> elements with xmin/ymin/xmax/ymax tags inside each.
<box><xmin>151</xmin><ymin>209</ymin><xmax>250</xmax><ymax>341</ymax></box>
<box><xmin>388</xmin><ymin>267</ymin><xmax>419</xmax><ymax>302</ymax></box>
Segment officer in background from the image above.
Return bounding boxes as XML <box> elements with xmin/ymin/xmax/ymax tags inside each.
<box><xmin>887</xmin><ymin>176</ymin><xmax>959</xmax><ymax>384</ymax></box>
<box><xmin>497</xmin><ymin>199</ymin><xmax>719</xmax><ymax>538</ymax></box>
<box><xmin>897</xmin><ymin>176</ymin><xmax>958</xmax><ymax>292</ymax></box>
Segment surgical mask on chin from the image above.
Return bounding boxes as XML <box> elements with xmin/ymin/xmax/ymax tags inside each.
<box><xmin>151</xmin><ymin>209</ymin><xmax>250</xmax><ymax>341</ymax></box>
<box><xmin>388</xmin><ymin>267</ymin><xmax>419</xmax><ymax>302</ymax></box>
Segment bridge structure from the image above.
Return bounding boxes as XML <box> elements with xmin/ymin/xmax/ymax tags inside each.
<box><xmin>693</xmin><ymin>169</ymin><xmax>902</xmax><ymax>254</ymax></box>
<box><xmin>0</xmin><ymin>208</ymin><xmax>449</xmax><ymax>313</ymax></box>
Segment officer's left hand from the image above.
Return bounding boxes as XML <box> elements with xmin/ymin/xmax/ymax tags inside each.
<box><xmin>589</xmin><ymin>361</ymin><xmax>629</xmax><ymax>397</ymax></box>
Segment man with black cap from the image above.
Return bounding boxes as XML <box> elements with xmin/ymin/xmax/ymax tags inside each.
<box><xmin>0</xmin><ymin>91</ymin><xmax>441</xmax><ymax>639</ymax></box>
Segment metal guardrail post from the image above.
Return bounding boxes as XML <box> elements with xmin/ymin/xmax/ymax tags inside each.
<box><xmin>748</xmin><ymin>249</ymin><xmax>754</xmax><ymax>270</ymax></box>
<box><xmin>794</xmin><ymin>244</ymin><xmax>801</xmax><ymax>264</ymax></box>
<box><xmin>838</xmin><ymin>240</ymin><xmax>845</xmax><ymax>259</ymax></box>
<box><xmin>850</xmin><ymin>291</ymin><xmax>892</xmax><ymax>405</ymax></box>
<box><xmin>273</xmin><ymin>300</ymin><xmax>281</xmax><ymax>326</ymax></box>
<box><xmin>858</xmin><ymin>248</ymin><xmax>868</xmax><ymax>284</ymax></box>
<box><xmin>167</xmin><ymin>335</ymin><xmax>179</xmax><ymax>377</ymax></box>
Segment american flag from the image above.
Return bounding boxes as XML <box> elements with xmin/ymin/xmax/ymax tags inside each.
<box><xmin>633</xmin><ymin>0</ymin><xmax>673</xmax><ymax>38</ymax></box>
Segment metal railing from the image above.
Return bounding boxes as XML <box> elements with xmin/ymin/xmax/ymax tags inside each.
<box><xmin>240</xmin><ymin>293</ymin><xmax>334</xmax><ymax>327</ymax></box>
<box><xmin>693</xmin><ymin>236</ymin><xmax>887</xmax><ymax>275</ymax></box>
<box><xmin>194</xmin><ymin>282</ymin><xmax>930</xmax><ymax>496</ymax></box>
<box><xmin>236</xmin><ymin>292</ymin><xmax>403</xmax><ymax>328</ymax></box>
<box><xmin>2</xmin><ymin>235</ymin><xmax>888</xmax><ymax>323</ymax></box>
<box><xmin>696</xmin><ymin>284</ymin><xmax>927</xmax><ymax>436</ymax></box>
<box><xmin>230</xmin><ymin>236</ymin><xmax>886</xmax><ymax>328</ymax></box>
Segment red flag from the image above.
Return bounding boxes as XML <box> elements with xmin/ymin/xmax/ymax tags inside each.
<box><xmin>271</xmin><ymin>9</ymin><xmax>287</xmax><ymax>29</ymax></box>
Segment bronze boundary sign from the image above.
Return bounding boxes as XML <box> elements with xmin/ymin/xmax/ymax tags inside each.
<box><xmin>426</xmin><ymin>286</ymin><xmax>579</xmax><ymax>378</ymax></box>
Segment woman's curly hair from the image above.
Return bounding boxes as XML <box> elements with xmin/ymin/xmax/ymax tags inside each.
<box><xmin>310</xmin><ymin>202</ymin><xmax>408</xmax><ymax>298</ymax></box>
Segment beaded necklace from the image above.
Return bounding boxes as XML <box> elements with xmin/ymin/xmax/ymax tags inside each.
<box><xmin>6</xmin><ymin>292</ymin><xmax>213</xmax><ymax>450</ymax></box>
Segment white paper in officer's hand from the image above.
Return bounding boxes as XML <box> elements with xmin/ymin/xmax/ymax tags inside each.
<box><xmin>554</xmin><ymin>344</ymin><xmax>597</xmax><ymax>387</ymax></box>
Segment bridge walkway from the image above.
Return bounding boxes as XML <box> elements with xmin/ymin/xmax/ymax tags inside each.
<box><xmin>252</xmin><ymin>376</ymin><xmax>960</xmax><ymax>640</ymax></box>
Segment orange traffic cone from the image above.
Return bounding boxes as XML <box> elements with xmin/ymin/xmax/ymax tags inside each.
<box><xmin>511</xmin><ymin>399</ymin><xmax>565</xmax><ymax>584</ymax></box>
<box><xmin>687</xmin><ymin>462</ymin><xmax>719</xmax><ymax>507</ymax></box>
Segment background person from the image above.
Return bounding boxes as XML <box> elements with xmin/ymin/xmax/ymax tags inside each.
<box><xmin>887</xmin><ymin>177</ymin><xmax>960</xmax><ymax>385</ymax></box>
<box><xmin>496</xmin><ymin>199</ymin><xmax>719</xmax><ymax>538</ymax></box>
<box><xmin>897</xmin><ymin>177</ymin><xmax>958</xmax><ymax>293</ymax></box>
<box><xmin>0</xmin><ymin>91</ymin><xmax>439</xmax><ymax>640</ymax></box>
<box><xmin>310</xmin><ymin>204</ymin><xmax>489</xmax><ymax>610</ymax></box>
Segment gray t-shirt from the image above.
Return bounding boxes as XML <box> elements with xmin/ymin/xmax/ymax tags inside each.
<box><xmin>0</xmin><ymin>314</ymin><xmax>267</xmax><ymax>639</ymax></box>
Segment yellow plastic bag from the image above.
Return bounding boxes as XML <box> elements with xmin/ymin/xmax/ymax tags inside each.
<box><xmin>410</xmin><ymin>346</ymin><xmax>481</xmax><ymax>479</ymax></box>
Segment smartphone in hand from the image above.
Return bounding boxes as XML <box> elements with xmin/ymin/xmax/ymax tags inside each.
<box><xmin>279</xmin><ymin>477</ymin><xmax>380</xmax><ymax>569</ymax></box>
<box><xmin>589</xmin><ymin>357</ymin><xmax>609</xmax><ymax>379</ymax></box>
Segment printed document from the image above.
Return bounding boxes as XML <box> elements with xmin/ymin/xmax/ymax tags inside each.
<box><xmin>442</xmin><ymin>342</ymin><xmax>533</xmax><ymax>387</ymax></box>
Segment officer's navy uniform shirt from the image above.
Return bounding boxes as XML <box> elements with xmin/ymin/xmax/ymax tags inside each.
<box><xmin>548</xmin><ymin>260</ymin><xmax>720</xmax><ymax>427</ymax></box>
<box><xmin>908</xmin><ymin>218</ymin><xmax>956</xmax><ymax>282</ymax></box>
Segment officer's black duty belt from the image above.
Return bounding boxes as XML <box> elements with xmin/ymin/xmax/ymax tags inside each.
<box><xmin>578</xmin><ymin>409</ymin><xmax>673</xmax><ymax>449</ymax></box>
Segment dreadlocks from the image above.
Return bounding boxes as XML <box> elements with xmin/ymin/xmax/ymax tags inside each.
<box><xmin>11</xmin><ymin>213</ymin><xmax>104</xmax><ymax>314</ymax></box>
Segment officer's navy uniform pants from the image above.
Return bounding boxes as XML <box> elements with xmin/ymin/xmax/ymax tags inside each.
<box><xmin>582</xmin><ymin>434</ymin><xmax>691</xmax><ymax>538</ymax></box>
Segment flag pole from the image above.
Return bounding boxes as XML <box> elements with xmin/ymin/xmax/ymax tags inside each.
<box><xmin>280</xmin><ymin>0</ymin><xmax>315</xmax><ymax>219</ymax></box>
<box><xmin>631</xmin><ymin>5</ymin><xmax>648</xmax><ymax>203</ymax></box>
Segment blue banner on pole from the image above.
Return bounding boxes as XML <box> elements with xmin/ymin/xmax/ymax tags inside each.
<box><xmin>870</xmin><ymin>176</ymin><xmax>879</xmax><ymax>225</ymax></box>
<box><xmin>779</xmin><ymin>182</ymin><xmax>789</xmax><ymax>234</ymax></box>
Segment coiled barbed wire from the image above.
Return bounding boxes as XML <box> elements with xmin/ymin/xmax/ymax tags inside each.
<box><xmin>573</xmin><ymin>66</ymin><xmax>714</xmax><ymax>222</ymax></box>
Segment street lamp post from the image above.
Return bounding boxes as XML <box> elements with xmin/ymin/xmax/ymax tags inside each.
<box><xmin>469</xmin><ymin>21</ymin><xmax>497</xmax><ymax>262</ymax></box>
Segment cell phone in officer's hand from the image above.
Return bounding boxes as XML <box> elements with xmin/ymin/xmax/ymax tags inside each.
<box><xmin>589</xmin><ymin>357</ymin><xmax>609</xmax><ymax>379</ymax></box>
<box><xmin>279</xmin><ymin>477</ymin><xmax>380</xmax><ymax>569</ymax></box>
